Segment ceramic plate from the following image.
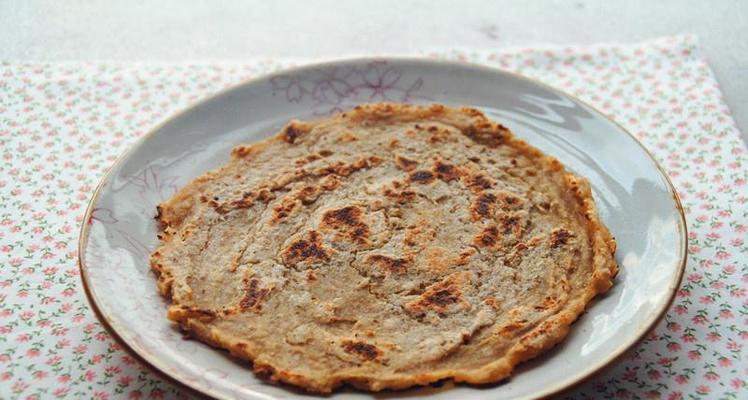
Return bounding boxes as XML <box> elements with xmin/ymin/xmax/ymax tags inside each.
<box><xmin>79</xmin><ymin>58</ymin><xmax>686</xmax><ymax>400</ymax></box>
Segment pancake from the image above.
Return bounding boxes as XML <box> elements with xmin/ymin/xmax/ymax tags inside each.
<box><xmin>150</xmin><ymin>103</ymin><xmax>618</xmax><ymax>392</ymax></box>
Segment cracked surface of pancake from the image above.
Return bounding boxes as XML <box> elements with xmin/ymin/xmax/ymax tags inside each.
<box><xmin>150</xmin><ymin>103</ymin><xmax>618</xmax><ymax>393</ymax></box>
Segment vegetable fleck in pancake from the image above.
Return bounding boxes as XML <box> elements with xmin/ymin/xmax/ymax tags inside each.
<box><xmin>150</xmin><ymin>103</ymin><xmax>618</xmax><ymax>393</ymax></box>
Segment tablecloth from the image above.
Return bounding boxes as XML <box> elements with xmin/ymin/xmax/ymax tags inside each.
<box><xmin>1</xmin><ymin>35</ymin><xmax>746</xmax><ymax>399</ymax></box>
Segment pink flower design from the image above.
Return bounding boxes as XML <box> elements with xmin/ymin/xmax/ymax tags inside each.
<box><xmin>645</xmin><ymin>390</ymin><xmax>660</xmax><ymax>399</ymax></box>
<box><xmin>33</xmin><ymin>371</ymin><xmax>48</xmax><ymax>380</ymax></box>
<box><xmin>725</xmin><ymin>340</ymin><xmax>741</xmax><ymax>351</ymax></box>
<box><xmin>706</xmin><ymin>332</ymin><xmax>721</xmax><ymax>342</ymax></box>
<box><xmin>93</xmin><ymin>390</ymin><xmax>109</xmax><ymax>400</ymax></box>
<box><xmin>704</xmin><ymin>371</ymin><xmax>719</xmax><ymax>381</ymax></box>
<box><xmin>45</xmin><ymin>355</ymin><xmax>62</xmax><ymax>366</ymax></box>
<box><xmin>658</xmin><ymin>357</ymin><xmax>672</xmax><ymax>366</ymax></box>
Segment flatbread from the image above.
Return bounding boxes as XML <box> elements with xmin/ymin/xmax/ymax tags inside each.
<box><xmin>150</xmin><ymin>103</ymin><xmax>617</xmax><ymax>392</ymax></box>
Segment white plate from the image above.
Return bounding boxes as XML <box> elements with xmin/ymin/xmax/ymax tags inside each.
<box><xmin>79</xmin><ymin>58</ymin><xmax>686</xmax><ymax>400</ymax></box>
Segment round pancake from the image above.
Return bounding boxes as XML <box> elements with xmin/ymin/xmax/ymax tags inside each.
<box><xmin>150</xmin><ymin>103</ymin><xmax>618</xmax><ymax>393</ymax></box>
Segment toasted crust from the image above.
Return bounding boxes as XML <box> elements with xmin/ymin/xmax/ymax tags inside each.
<box><xmin>150</xmin><ymin>103</ymin><xmax>618</xmax><ymax>393</ymax></box>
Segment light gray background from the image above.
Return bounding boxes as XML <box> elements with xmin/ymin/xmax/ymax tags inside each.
<box><xmin>3</xmin><ymin>0</ymin><xmax>746</xmax><ymax>139</ymax></box>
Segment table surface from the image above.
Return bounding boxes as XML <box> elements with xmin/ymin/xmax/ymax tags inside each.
<box><xmin>2</xmin><ymin>0</ymin><xmax>746</xmax><ymax>141</ymax></box>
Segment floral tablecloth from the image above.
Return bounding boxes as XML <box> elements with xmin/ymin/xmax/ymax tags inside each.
<box><xmin>1</xmin><ymin>36</ymin><xmax>746</xmax><ymax>399</ymax></box>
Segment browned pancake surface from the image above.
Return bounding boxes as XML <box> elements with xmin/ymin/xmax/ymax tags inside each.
<box><xmin>151</xmin><ymin>103</ymin><xmax>617</xmax><ymax>392</ymax></box>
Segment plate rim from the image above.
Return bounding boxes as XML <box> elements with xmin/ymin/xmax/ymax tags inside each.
<box><xmin>77</xmin><ymin>56</ymin><xmax>688</xmax><ymax>400</ymax></box>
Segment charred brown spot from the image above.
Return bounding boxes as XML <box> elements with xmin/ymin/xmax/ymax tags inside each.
<box><xmin>501</xmin><ymin>241</ymin><xmax>532</xmax><ymax>268</ymax></box>
<box><xmin>475</xmin><ymin>226</ymin><xmax>499</xmax><ymax>247</ymax></box>
<box><xmin>282</xmin><ymin>123</ymin><xmax>306</xmax><ymax>144</ymax></box>
<box><xmin>550</xmin><ymin>228</ymin><xmax>574</xmax><ymax>248</ymax></box>
<box><xmin>168</xmin><ymin>306</ymin><xmax>217</xmax><ymax>322</ymax></box>
<box><xmin>408</xmin><ymin>170</ymin><xmax>435</xmax><ymax>184</ymax></box>
<box><xmin>464</xmin><ymin>124</ymin><xmax>508</xmax><ymax>148</ymax></box>
<box><xmin>337</xmin><ymin>131</ymin><xmax>358</xmax><ymax>142</ymax></box>
<box><xmin>499</xmin><ymin>213</ymin><xmax>523</xmax><ymax>236</ymax></box>
<box><xmin>466</xmin><ymin>174</ymin><xmax>494</xmax><ymax>191</ymax></box>
<box><xmin>321</xmin><ymin>206</ymin><xmax>370</xmax><ymax>244</ymax></box>
<box><xmin>306</xmin><ymin>269</ymin><xmax>317</xmax><ymax>281</ymax></box>
<box><xmin>484</xmin><ymin>296</ymin><xmax>501</xmax><ymax>311</ymax></box>
<box><xmin>430</xmin><ymin>289</ymin><xmax>459</xmax><ymax>306</ymax></box>
<box><xmin>295</xmin><ymin>154</ymin><xmax>320</xmax><ymax>167</ymax></box>
<box><xmin>403</xmin><ymin>223</ymin><xmax>423</xmax><ymax>247</ymax></box>
<box><xmin>471</xmin><ymin>193</ymin><xmax>497</xmax><ymax>220</ymax></box>
<box><xmin>384</xmin><ymin>187</ymin><xmax>416</xmax><ymax>204</ymax></box>
<box><xmin>342</xmin><ymin>340</ymin><xmax>382</xmax><ymax>361</ymax></box>
<box><xmin>455</xmin><ymin>248</ymin><xmax>475</xmax><ymax>265</ymax></box>
<box><xmin>319</xmin><ymin>149</ymin><xmax>333</xmax><ymax>157</ymax></box>
<box><xmin>323</xmin><ymin>206</ymin><xmax>361</xmax><ymax>227</ymax></box>
<box><xmin>367</xmin><ymin>254</ymin><xmax>410</xmax><ymax>274</ymax></box>
<box><xmin>283</xmin><ymin>231</ymin><xmax>331</xmax><ymax>266</ymax></box>
<box><xmin>272</xmin><ymin>197</ymin><xmax>297</xmax><ymax>223</ymax></box>
<box><xmin>433</xmin><ymin>161</ymin><xmax>460</xmax><ymax>182</ymax></box>
<box><xmin>395</xmin><ymin>155</ymin><xmax>418</xmax><ymax>171</ymax></box>
<box><xmin>407</xmin><ymin>273</ymin><xmax>468</xmax><ymax>315</ymax></box>
<box><xmin>224</xmin><ymin>191</ymin><xmax>253</xmax><ymax>210</ymax></box>
<box><xmin>256</xmin><ymin>189</ymin><xmax>275</xmax><ymax>203</ymax></box>
<box><xmin>321</xmin><ymin>175</ymin><xmax>341</xmax><ymax>191</ymax></box>
<box><xmin>542</xmin><ymin>296</ymin><xmax>558</xmax><ymax>309</ymax></box>
<box><xmin>497</xmin><ymin>191</ymin><xmax>524</xmax><ymax>210</ymax></box>
<box><xmin>428</xmin><ymin>128</ymin><xmax>451</xmax><ymax>144</ymax></box>
<box><xmin>462</xmin><ymin>107</ymin><xmax>483</xmax><ymax>117</ymax></box>
<box><xmin>296</xmin><ymin>186</ymin><xmax>319</xmax><ymax>205</ymax></box>
<box><xmin>231</xmin><ymin>145</ymin><xmax>259</xmax><ymax>158</ymax></box>
<box><xmin>315</xmin><ymin>157</ymin><xmax>373</xmax><ymax>177</ymax></box>
<box><xmin>498</xmin><ymin>321</ymin><xmax>525</xmax><ymax>336</ymax></box>
<box><xmin>399</xmin><ymin>190</ymin><xmax>416</xmax><ymax>202</ymax></box>
<box><xmin>240</xmin><ymin>278</ymin><xmax>270</xmax><ymax>312</ymax></box>
<box><xmin>389</xmin><ymin>139</ymin><xmax>401</xmax><ymax>149</ymax></box>
<box><xmin>206</xmin><ymin>198</ymin><xmax>230</xmax><ymax>214</ymax></box>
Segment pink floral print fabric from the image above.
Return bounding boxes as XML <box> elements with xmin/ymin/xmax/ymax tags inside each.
<box><xmin>1</xmin><ymin>36</ymin><xmax>745</xmax><ymax>399</ymax></box>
